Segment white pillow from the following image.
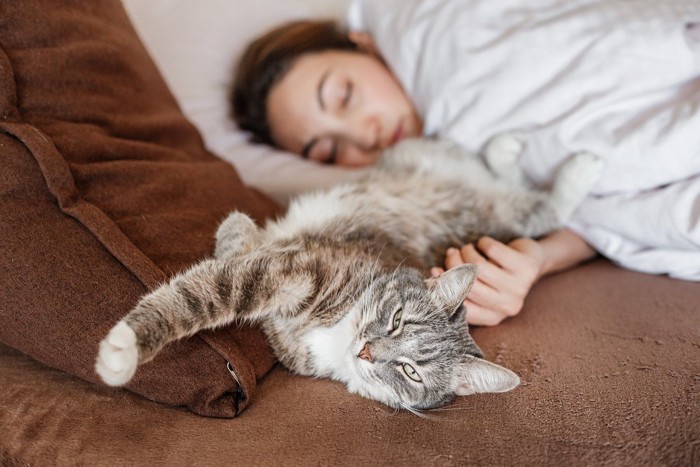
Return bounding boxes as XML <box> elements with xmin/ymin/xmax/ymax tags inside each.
<box><xmin>122</xmin><ymin>0</ymin><xmax>366</xmax><ymax>205</ymax></box>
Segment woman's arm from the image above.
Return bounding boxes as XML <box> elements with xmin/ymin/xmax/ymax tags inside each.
<box><xmin>431</xmin><ymin>229</ymin><xmax>596</xmax><ymax>326</ymax></box>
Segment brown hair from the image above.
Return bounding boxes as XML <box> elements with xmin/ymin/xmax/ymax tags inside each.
<box><xmin>230</xmin><ymin>20</ymin><xmax>359</xmax><ymax>146</ymax></box>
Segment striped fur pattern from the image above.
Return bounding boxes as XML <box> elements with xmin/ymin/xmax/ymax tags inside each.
<box><xmin>96</xmin><ymin>135</ymin><xmax>602</xmax><ymax>410</ymax></box>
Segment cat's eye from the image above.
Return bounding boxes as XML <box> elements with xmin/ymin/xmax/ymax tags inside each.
<box><xmin>402</xmin><ymin>363</ymin><xmax>422</xmax><ymax>382</ymax></box>
<box><xmin>391</xmin><ymin>307</ymin><xmax>403</xmax><ymax>331</ymax></box>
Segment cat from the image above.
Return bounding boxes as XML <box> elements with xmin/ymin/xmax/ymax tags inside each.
<box><xmin>96</xmin><ymin>134</ymin><xmax>603</xmax><ymax>411</ymax></box>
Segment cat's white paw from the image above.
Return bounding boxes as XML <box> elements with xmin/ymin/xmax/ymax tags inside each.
<box><xmin>550</xmin><ymin>152</ymin><xmax>605</xmax><ymax>221</ymax></box>
<box><xmin>487</xmin><ymin>132</ymin><xmax>525</xmax><ymax>159</ymax></box>
<box><xmin>95</xmin><ymin>321</ymin><xmax>139</xmax><ymax>386</ymax></box>
<box><xmin>484</xmin><ymin>133</ymin><xmax>526</xmax><ymax>183</ymax></box>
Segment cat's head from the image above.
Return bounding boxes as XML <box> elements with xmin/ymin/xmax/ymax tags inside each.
<box><xmin>347</xmin><ymin>264</ymin><xmax>519</xmax><ymax>411</ymax></box>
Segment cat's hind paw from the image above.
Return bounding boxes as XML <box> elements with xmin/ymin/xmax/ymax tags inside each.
<box><xmin>550</xmin><ymin>152</ymin><xmax>605</xmax><ymax>221</ymax></box>
<box><xmin>95</xmin><ymin>321</ymin><xmax>139</xmax><ymax>386</ymax></box>
<box><xmin>557</xmin><ymin>151</ymin><xmax>605</xmax><ymax>194</ymax></box>
<box><xmin>484</xmin><ymin>132</ymin><xmax>526</xmax><ymax>184</ymax></box>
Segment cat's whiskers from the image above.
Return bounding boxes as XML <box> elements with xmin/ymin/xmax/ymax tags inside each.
<box><xmin>426</xmin><ymin>405</ymin><xmax>469</xmax><ymax>413</ymax></box>
<box><xmin>388</xmin><ymin>394</ymin><xmax>434</xmax><ymax>420</ymax></box>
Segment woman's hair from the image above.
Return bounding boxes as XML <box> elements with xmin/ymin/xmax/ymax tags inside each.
<box><xmin>230</xmin><ymin>20</ymin><xmax>359</xmax><ymax>146</ymax></box>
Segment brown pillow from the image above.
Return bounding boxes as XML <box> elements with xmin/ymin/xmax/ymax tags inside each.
<box><xmin>0</xmin><ymin>0</ymin><xmax>282</xmax><ymax>417</ymax></box>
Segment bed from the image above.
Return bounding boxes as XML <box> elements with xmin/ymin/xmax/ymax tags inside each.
<box><xmin>1</xmin><ymin>1</ymin><xmax>698</xmax><ymax>464</ymax></box>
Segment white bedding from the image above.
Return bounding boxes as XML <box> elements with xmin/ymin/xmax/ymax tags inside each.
<box><xmin>348</xmin><ymin>0</ymin><xmax>700</xmax><ymax>280</ymax></box>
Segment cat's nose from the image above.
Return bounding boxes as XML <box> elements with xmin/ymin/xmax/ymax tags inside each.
<box><xmin>358</xmin><ymin>342</ymin><xmax>373</xmax><ymax>362</ymax></box>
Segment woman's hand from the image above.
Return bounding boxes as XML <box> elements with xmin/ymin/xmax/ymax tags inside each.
<box><xmin>431</xmin><ymin>236</ymin><xmax>545</xmax><ymax>326</ymax></box>
<box><xmin>432</xmin><ymin>230</ymin><xmax>597</xmax><ymax>326</ymax></box>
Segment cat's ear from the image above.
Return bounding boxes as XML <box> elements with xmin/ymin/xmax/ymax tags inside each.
<box><xmin>452</xmin><ymin>357</ymin><xmax>520</xmax><ymax>396</ymax></box>
<box><xmin>425</xmin><ymin>264</ymin><xmax>478</xmax><ymax>316</ymax></box>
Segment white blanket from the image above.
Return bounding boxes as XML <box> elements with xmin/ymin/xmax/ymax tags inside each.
<box><xmin>347</xmin><ymin>0</ymin><xmax>700</xmax><ymax>280</ymax></box>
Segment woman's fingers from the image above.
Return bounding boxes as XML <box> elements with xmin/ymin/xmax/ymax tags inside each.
<box><xmin>478</xmin><ymin>237</ymin><xmax>542</xmax><ymax>280</ymax></box>
<box><xmin>468</xmin><ymin>279</ymin><xmax>524</xmax><ymax>318</ymax></box>
<box><xmin>430</xmin><ymin>267</ymin><xmax>444</xmax><ymax>277</ymax></box>
<box><xmin>445</xmin><ymin>245</ymin><xmax>514</xmax><ymax>316</ymax></box>
<box><xmin>437</xmin><ymin>237</ymin><xmax>544</xmax><ymax>325</ymax></box>
<box><xmin>463</xmin><ymin>300</ymin><xmax>507</xmax><ymax>326</ymax></box>
<box><xmin>447</xmin><ymin>244</ymin><xmax>509</xmax><ymax>292</ymax></box>
<box><xmin>444</xmin><ymin>247</ymin><xmax>466</xmax><ymax>269</ymax></box>
<box><xmin>459</xmin><ymin>243</ymin><xmax>509</xmax><ymax>288</ymax></box>
<box><xmin>476</xmin><ymin>237</ymin><xmax>522</xmax><ymax>270</ymax></box>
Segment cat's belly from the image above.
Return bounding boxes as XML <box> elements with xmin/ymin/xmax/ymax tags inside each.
<box><xmin>265</xmin><ymin>185</ymin><xmax>355</xmax><ymax>240</ymax></box>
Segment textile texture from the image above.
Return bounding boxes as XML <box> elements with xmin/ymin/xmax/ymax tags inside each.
<box><xmin>0</xmin><ymin>0</ymin><xmax>281</xmax><ymax>417</ymax></box>
<box><xmin>1</xmin><ymin>261</ymin><xmax>698</xmax><ymax>465</ymax></box>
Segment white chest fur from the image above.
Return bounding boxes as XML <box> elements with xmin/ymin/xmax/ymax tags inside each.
<box><xmin>301</xmin><ymin>310</ymin><xmax>357</xmax><ymax>380</ymax></box>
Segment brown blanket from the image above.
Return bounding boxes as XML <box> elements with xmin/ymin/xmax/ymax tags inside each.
<box><xmin>2</xmin><ymin>260</ymin><xmax>698</xmax><ymax>465</ymax></box>
<box><xmin>1</xmin><ymin>0</ymin><xmax>698</xmax><ymax>463</ymax></box>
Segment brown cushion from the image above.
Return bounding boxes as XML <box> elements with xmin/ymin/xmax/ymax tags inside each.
<box><xmin>0</xmin><ymin>0</ymin><xmax>282</xmax><ymax>417</ymax></box>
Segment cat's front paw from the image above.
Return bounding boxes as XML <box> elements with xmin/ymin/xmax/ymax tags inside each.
<box><xmin>95</xmin><ymin>321</ymin><xmax>139</xmax><ymax>386</ymax></box>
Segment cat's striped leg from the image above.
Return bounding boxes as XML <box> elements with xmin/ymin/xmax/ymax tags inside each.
<box><xmin>96</xmin><ymin>259</ymin><xmax>239</xmax><ymax>386</ymax></box>
<box><xmin>96</xmin><ymin>253</ymin><xmax>315</xmax><ymax>386</ymax></box>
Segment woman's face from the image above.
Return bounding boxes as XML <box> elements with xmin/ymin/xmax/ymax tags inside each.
<box><xmin>266</xmin><ymin>50</ymin><xmax>423</xmax><ymax>167</ymax></box>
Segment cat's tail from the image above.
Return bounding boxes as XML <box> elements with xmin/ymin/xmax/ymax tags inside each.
<box><xmin>95</xmin><ymin>259</ymin><xmax>235</xmax><ymax>386</ymax></box>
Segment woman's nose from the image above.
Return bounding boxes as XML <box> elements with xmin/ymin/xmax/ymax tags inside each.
<box><xmin>342</xmin><ymin>113</ymin><xmax>379</xmax><ymax>150</ymax></box>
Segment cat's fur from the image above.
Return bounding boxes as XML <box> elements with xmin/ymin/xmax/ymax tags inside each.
<box><xmin>96</xmin><ymin>135</ymin><xmax>602</xmax><ymax>411</ymax></box>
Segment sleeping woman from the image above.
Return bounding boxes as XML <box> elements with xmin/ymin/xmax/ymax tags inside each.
<box><xmin>230</xmin><ymin>0</ymin><xmax>700</xmax><ymax>325</ymax></box>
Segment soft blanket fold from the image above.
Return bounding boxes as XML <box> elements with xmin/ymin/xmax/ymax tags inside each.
<box><xmin>348</xmin><ymin>0</ymin><xmax>700</xmax><ymax>279</ymax></box>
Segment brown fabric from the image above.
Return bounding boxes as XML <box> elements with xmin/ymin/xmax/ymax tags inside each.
<box><xmin>1</xmin><ymin>261</ymin><xmax>697</xmax><ymax>465</ymax></box>
<box><xmin>0</xmin><ymin>0</ymin><xmax>281</xmax><ymax>417</ymax></box>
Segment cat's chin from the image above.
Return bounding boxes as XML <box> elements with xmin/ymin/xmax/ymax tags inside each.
<box><xmin>346</xmin><ymin>379</ymin><xmax>399</xmax><ymax>409</ymax></box>
<box><xmin>344</xmin><ymin>366</ymin><xmax>408</xmax><ymax>410</ymax></box>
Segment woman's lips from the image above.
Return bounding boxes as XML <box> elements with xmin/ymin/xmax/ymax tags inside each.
<box><xmin>390</xmin><ymin>122</ymin><xmax>405</xmax><ymax>146</ymax></box>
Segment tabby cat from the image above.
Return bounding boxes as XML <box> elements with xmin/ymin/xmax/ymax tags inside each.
<box><xmin>96</xmin><ymin>135</ymin><xmax>602</xmax><ymax>411</ymax></box>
